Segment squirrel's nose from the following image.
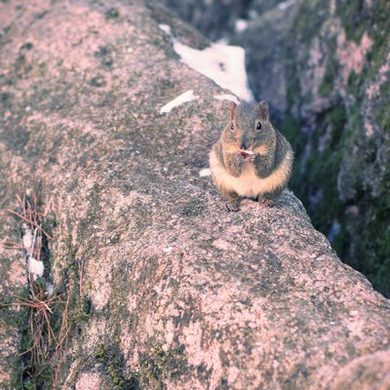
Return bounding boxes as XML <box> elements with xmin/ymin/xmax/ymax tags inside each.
<box><xmin>240</xmin><ymin>136</ymin><xmax>250</xmax><ymax>150</ymax></box>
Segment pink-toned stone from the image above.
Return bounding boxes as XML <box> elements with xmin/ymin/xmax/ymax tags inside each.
<box><xmin>75</xmin><ymin>372</ymin><xmax>103</xmax><ymax>390</ymax></box>
<box><xmin>328</xmin><ymin>350</ymin><xmax>390</xmax><ymax>390</ymax></box>
<box><xmin>0</xmin><ymin>1</ymin><xmax>389</xmax><ymax>389</ymax></box>
<box><xmin>337</xmin><ymin>30</ymin><xmax>373</xmax><ymax>84</ymax></box>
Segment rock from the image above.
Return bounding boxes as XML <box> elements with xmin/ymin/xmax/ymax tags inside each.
<box><xmin>328</xmin><ymin>350</ymin><xmax>390</xmax><ymax>390</ymax></box>
<box><xmin>235</xmin><ymin>3</ymin><xmax>300</xmax><ymax>116</ymax></box>
<box><xmin>239</xmin><ymin>0</ymin><xmax>390</xmax><ymax>298</ymax></box>
<box><xmin>161</xmin><ymin>0</ymin><xmax>390</xmax><ymax>297</ymax></box>
<box><xmin>0</xmin><ymin>1</ymin><xmax>389</xmax><ymax>389</ymax></box>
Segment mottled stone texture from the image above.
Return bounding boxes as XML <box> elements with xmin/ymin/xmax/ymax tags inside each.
<box><xmin>247</xmin><ymin>0</ymin><xmax>390</xmax><ymax>299</ymax></box>
<box><xmin>269</xmin><ymin>1</ymin><xmax>390</xmax><ymax>297</ymax></box>
<box><xmin>161</xmin><ymin>0</ymin><xmax>390</xmax><ymax>297</ymax></box>
<box><xmin>0</xmin><ymin>1</ymin><xmax>389</xmax><ymax>389</ymax></box>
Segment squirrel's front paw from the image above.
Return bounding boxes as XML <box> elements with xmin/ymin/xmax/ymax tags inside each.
<box><xmin>226</xmin><ymin>200</ymin><xmax>240</xmax><ymax>212</ymax></box>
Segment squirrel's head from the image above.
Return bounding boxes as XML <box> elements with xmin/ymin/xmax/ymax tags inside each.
<box><xmin>221</xmin><ymin>100</ymin><xmax>276</xmax><ymax>160</ymax></box>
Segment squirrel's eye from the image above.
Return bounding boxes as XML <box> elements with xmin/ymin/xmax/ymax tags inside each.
<box><xmin>230</xmin><ymin>124</ymin><xmax>235</xmax><ymax>131</ymax></box>
<box><xmin>256</xmin><ymin>122</ymin><xmax>262</xmax><ymax>130</ymax></box>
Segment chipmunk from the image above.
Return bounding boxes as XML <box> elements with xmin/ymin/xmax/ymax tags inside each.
<box><xmin>209</xmin><ymin>100</ymin><xmax>293</xmax><ymax>211</ymax></box>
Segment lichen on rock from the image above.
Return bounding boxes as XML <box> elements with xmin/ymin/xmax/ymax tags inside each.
<box><xmin>0</xmin><ymin>1</ymin><xmax>389</xmax><ymax>389</ymax></box>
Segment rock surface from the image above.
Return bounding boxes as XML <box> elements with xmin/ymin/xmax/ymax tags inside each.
<box><xmin>241</xmin><ymin>0</ymin><xmax>390</xmax><ymax>299</ymax></box>
<box><xmin>0</xmin><ymin>1</ymin><xmax>389</xmax><ymax>389</ymax></box>
<box><xmin>161</xmin><ymin>0</ymin><xmax>390</xmax><ymax>297</ymax></box>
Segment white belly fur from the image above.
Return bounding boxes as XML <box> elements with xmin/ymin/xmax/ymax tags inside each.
<box><xmin>209</xmin><ymin>148</ymin><xmax>292</xmax><ymax>197</ymax></box>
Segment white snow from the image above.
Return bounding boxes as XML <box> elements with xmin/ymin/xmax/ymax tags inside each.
<box><xmin>278</xmin><ymin>0</ymin><xmax>296</xmax><ymax>11</ymax></box>
<box><xmin>158</xmin><ymin>24</ymin><xmax>172</xmax><ymax>36</ymax></box>
<box><xmin>199</xmin><ymin>168</ymin><xmax>211</xmax><ymax>177</ymax></box>
<box><xmin>28</xmin><ymin>255</ymin><xmax>44</xmax><ymax>279</ymax></box>
<box><xmin>22</xmin><ymin>224</ymin><xmax>33</xmax><ymax>252</ymax></box>
<box><xmin>173</xmin><ymin>41</ymin><xmax>253</xmax><ymax>102</ymax></box>
<box><xmin>160</xmin><ymin>90</ymin><xmax>199</xmax><ymax>114</ymax></box>
<box><xmin>216</xmin><ymin>38</ymin><xmax>229</xmax><ymax>45</ymax></box>
<box><xmin>46</xmin><ymin>282</ymin><xmax>54</xmax><ymax>296</ymax></box>
<box><xmin>159</xmin><ymin>24</ymin><xmax>253</xmax><ymax>102</ymax></box>
<box><xmin>235</xmin><ymin>19</ymin><xmax>248</xmax><ymax>32</ymax></box>
<box><xmin>214</xmin><ymin>94</ymin><xmax>240</xmax><ymax>105</ymax></box>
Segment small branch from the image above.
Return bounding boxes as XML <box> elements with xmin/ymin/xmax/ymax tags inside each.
<box><xmin>6</xmin><ymin>209</ymin><xmax>53</xmax><ymax>240</ymax></box>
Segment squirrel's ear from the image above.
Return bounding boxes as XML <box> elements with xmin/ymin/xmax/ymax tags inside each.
<box><xmin>257</xmin><ymin>100</ymin><xmax>269</xmax><ymax>121</ymax></box>
<box><xmin>229</xmin><ymin>101</ymin><xmax>237</xmax><ymax>121</ymax></box>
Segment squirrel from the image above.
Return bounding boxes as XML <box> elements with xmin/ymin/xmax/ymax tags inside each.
<box><xmin>209</xmin><ymin>100</ymin><xmax>293</xmax><ymax>211</ymax></box>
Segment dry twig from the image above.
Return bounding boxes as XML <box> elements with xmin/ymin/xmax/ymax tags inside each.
<box><xmin>2</xmin><ymin>191</ymin><xmax>71</xmax><ymax>386</ymax></box>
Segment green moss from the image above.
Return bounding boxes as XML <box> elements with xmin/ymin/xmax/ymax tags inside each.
<box><xmin>293</xmin><ymin>0</ymin><xmax>328</xmax><ymax>43</ymax></box>
<box><xmin>329</xmin><ymin>105</ymin><xmax>347</xmax><ymax>146</ymax></box>
<box><xmin>94</xmin><ymin>343</ymin><xmax>137</xmax><ymax>389</ymax></box>
<box><xmin>3</xmin><ymin>204</ymin><xmax>67</xmax><ymax>389</ymax></box>
<box><xmin>77</xmin><ymin>183</ymin><xmax>102</xmax><ymax>242</ymax></box>
<box><xmin>344</xmin><ymin>167</ymin><xmax>390</xmax><ymax>296</ymax></box>
<box><xmin>338</xmin><ymin>0</ymin><xmax>390</xmax><ymax>45</ymax></box>
<box><xmin>337</xmin><ymin>1</ymin><xmax>368</xmax><ymax>43</ymax></box>
<box><xmin>289</xmin><ymin>103</ymin><xmax>348</xmax><ymax>245</ymax></box>
<box><xmin>38</xmin><ymin>62</ymin><xmax>47</xmax><ymax>77</ymax></box>
<box><xmin>319</xmin><ymin>59</ymin><xmax>339</xmax><ymax>97</ymax></box>
<box><xmin>290</xmin><ymin>89</ymin><xmax>390</xmax><ymax>296</ymax></box>
<box><xmin>347</xmin><ymin>70</ymin><xmax>364</xmax><ymax>98</ymax></box>
<box><xmin>136</xmin><ymin>342</ymin><xmax>189</xmax><ymax>389</ymax></box>
<box><xmin>337</xmin><ymin>0</ymin><xmax>390</xmax><ymax>84</ymax></box>
<box><xmin>282</xmin><ymin>0</ymin><xmax>390</xmax><ymax>297</ymax></box>
<box><xmin>108</xmin><ymin>364</ymin><xmax>127</xmax><ymax>388</ymax></box>
<box><xmin>343</xmin><ymin>80</ymin><xmax>390</xmax><ymax>296</ymax></box>
<box><xmin>105</xmin><ymin>8</ymin><xmax>120</xmax><ymax>19</ymax></box>
<box><xmin>95</xmin><ymin>344</ymin><xmax>105</xmax><ymax>361</ymax></box>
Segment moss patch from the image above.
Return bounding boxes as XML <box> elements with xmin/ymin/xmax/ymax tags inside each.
<box><xmin>280</xmin><ymin>0</ymin><xmax>390</xmax><ymax>297</ymax></box>
<box><xmin>94</xmin><ymin>343</ymin><xmax>140</xmax><ymax>389</ymax></box>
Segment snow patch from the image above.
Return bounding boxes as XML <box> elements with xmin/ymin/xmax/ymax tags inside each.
<box><xmin>46</xmin><ymin>282</ymin><xmax>54</xmax><ymax>296</ymax></box>
<box><xmin>160</xmin><ymin>90</ymin><xmax>199</xmax><ymax>114</ymax></box>
<box><xmin>174</xmin><ymin>42</ymin><xmax>253</xmax><ymax>101</ymax></box>
<box><xmin>28</xmin><ymin>255</ymin><xmax>44</xmax><ymax>280</ymax></box>
<box><xmin>235</xmin><ymin>19</ymin><xmax>248</xmax><ymax>33</ymax></box>
<box><xmin>199</xmin><ymin>168</ymin><xmax>211</xmax><ymax>177</ymax></box>
<box><xmin>22</xmin><ymin>224</ymin><xmax>33</xmax><ymax>252</ymax></box>
<box><xmin>160</xmin><ymin>24</ymin><xmax>253</xmax><ymax>102</ymax></box>
<box><xmin>158</xmin><ymin>24</ymin><xmax>172</xmax><ymax>36</ymax></box>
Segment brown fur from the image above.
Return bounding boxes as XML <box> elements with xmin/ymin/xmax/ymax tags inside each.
<box><xmin>254</xmin><ymin>144</ymin><xmax>270</xmax><ymax>155</ymax></box>
<box><xmin>209</xmin><ymin>101</ymin><xmax>294</xmax><ymax>210</ymax></box>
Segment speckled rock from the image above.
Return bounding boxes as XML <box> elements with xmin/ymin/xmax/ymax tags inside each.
<box><xmin>161</xmin><ymin>0</ymin><xmax>390</xmax><ymax>298</ymax></box>
<box><xmin>236</xmin><ymin>0</ymin><xmax>390</xmax><ymax>297</ymax></box>
<box><xmin>0</xmin><ymin>1</ymin><xmax>389</xmax><ymax>389</ymax></box>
